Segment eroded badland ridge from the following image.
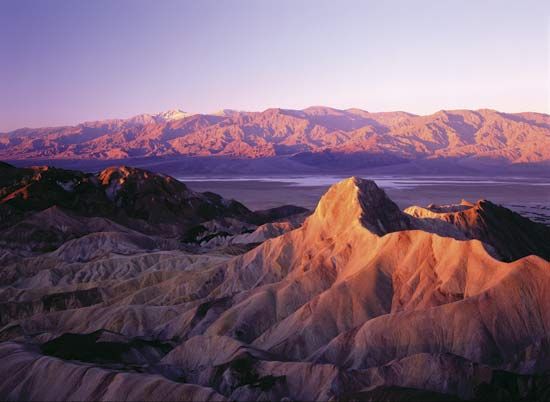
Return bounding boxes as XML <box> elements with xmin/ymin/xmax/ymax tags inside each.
<box><xmin>0</xmin><ymin>162</ymin><xmax>549</xmax><ymax>400</ymax></box>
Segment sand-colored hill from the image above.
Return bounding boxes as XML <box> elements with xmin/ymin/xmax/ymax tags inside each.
<box><xmin>0</xmin><ymin>175</ymin><xmax>549</xmax><ymax>401</ymax></box>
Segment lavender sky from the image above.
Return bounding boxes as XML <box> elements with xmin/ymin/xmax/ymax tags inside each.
<box><xmin>1</xmin><ymin>0</ymin><xmax>548</xmax><ymax>131</ymax></box>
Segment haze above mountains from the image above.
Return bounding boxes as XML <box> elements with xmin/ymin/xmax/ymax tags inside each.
<box><xmin>3</xmin><ymin>107</ymin><xmax>549</xmax><ymax>175</ymax></box>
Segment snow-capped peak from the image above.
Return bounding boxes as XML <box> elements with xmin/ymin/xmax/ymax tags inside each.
<box><xmin>126</xmin><ymin>109</ymin><xmax>193</xmax><ymax>126</ymax></box>
<box><xmin>154</xmin><ymin>109</ymin><xmax>192</xmax><ymax>122</ymax></box>
<box><xmin>210</xmin><ymin>109</ymin><xmax>240</xmax><ymax>117</ymax></box>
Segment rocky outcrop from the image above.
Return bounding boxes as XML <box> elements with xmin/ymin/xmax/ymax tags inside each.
<box><xmin>405</xmin><ymin>199</ymin><xmax>550</xmax><ymax>261</ymax></box>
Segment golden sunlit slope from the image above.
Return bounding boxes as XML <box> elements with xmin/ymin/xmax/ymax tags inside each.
<box><xmin>1</xmin><ymin>177</ymin><xmax>549</xmax><ymax>401</ymax></box>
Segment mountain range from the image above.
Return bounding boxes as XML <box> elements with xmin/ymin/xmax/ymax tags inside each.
<box><xmin>1</xmin><ymin>162</ymin><xmax>549</xmax><ymax>401</ymax></box>
<box><xmin>2</xmin><ymin>107</ymin><xmax>549</xmax><ymax>174</ymax></box>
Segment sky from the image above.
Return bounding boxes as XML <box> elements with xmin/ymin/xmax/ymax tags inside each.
<box><xmin>0</xmin><ymin>0</ymin><xmax>549</xmax><ymax>131</ymax></box>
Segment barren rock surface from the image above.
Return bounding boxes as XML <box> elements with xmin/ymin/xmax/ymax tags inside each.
<box><xmin>1</xmin><ymin>169</ymin><xmax>549</xmax><ymax>401</ymax></box>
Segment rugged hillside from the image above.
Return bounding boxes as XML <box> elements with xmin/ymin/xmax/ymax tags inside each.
<box><xmin>0</xmin><ymin>176</ymin><xmax>549</xmax><ymax>401</ymax></box>
<box><xmin>405</xmin><ymin>200</ymin><xmax>550</xmax><ymax>261</ymax></box>
<box><xmin>2</xmin><ymin>107</ymin><xmax>549</xmax><ymax>167</ymax></box>
<box><xmin>0</xmin><ymin>163</ymin><xmax>251</xmax><ymax>230</ymax></box>
<box><xmin>0</xmin><ymin>163</ymin><xmax>307</xmax><ymax>255</ymax></box>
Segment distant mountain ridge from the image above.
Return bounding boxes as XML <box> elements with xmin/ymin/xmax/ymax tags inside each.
<box><xmin>2</xmin><ymin>107</ymin><xmax>549</xmax><ymax>167</ymax></box>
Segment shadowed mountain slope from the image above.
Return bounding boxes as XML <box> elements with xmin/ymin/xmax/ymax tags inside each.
<box><xmin>0</xmin><ymin>164</ymin><xmax>250</xmax><ymax>228</ymax></box>
<box><xmin>405</xmin><ymin>200</ymin><xmax>550</xmax><ymax>261</ymax></box>
<box><xmin>0</xmin><ymin>164</ymin><xmax>305</xmax><ymax>233</ymax></box>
